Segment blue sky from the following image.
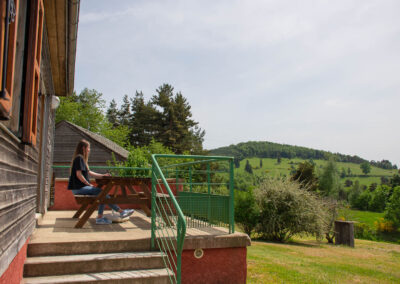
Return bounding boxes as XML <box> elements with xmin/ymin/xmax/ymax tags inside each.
<box><xmin>75</xmin><ymin>0</ymin><xmax>400</xmax><ymax>166</ymax></box>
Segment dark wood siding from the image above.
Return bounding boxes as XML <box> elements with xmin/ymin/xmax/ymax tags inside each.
<box><xmin>0</xmin><ymin>12</ymin><xmax>55</xmax><ymax>277</ymax></box>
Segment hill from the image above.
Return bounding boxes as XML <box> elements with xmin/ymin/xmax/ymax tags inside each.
<box><xmin>209</xmin><ymin>141</ymin><xmax>397</xmax><ymax>170</ymax></box>
<box><xmin>235</xmin><ymin>157</ymin><xmax>397</xmax><ymax>187</ymax></box>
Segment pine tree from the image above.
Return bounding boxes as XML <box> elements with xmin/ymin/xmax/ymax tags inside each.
<box><xmin>245</xmin><ymin>160</ymin><xmax>253</xmax><ymax>174</ymax></box>
<box><xmin>151</xmin><ymin>84</ymin><xmax>204</xmax><ymax>153</ymax></box>
<box><xmin>129</xmin><ymin>91</ymin><xmax>158</xmax><ymax>146</ymax></box>
<box><xmin>118</xmin><ymin>94</ymin><xmax>131</xmax><ymax>126</ymax></box>
<box><xmin>106</xmin><ymin>99</ymin><xmax>119</xmax><ymax>127</ymax></box>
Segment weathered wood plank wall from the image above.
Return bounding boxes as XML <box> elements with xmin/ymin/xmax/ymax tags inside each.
<box><xmin>0</xmin><ymin>9</ymin><xmax>55</xmax><ymax>276</ymax></box>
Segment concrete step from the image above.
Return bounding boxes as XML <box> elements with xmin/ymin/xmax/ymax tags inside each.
<box><xmin>23</xmin><ymin>251</ymin><xmax>166</xmax><ymax>277</ymax></box>
<box><xmin>27</xmin><ymin>238</ymin><xmax>151</xmax><ymax>257</ymax></box>
<box><xmin>22</xmin><ymin>268</ymin><xmax>173</xmax><ymax>284</ymax></box>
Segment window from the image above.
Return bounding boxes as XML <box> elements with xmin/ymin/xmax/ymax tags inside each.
<box><xmin>0</xmin><ymin>0</ymin><xmax>43</xmax><ymax>147</ymax></box>
<box><xmin>0</xmin><ymin>0</ymin><xmax>18</xmax><ymax>119</ymax></box>
<box><xmin>22</xmin><ymin>0</ymin><xmax>43</xmax><ymax>146</ymax></box>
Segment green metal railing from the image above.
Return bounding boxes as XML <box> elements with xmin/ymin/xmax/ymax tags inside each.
<box><xmin>53</xmin><ymin>155</ymin><xmax>235</xmax><ymax>284</ymax></box>
<box><xmin>150</xmin><ymin>154</ymin><xmax>235</xmax><ymax>284</ymax></box>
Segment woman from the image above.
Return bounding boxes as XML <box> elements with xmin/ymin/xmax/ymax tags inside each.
<box><xmin>68</xmin><ymin>139</ymin><xmax>134</xmax><ymax>224</ymax></box>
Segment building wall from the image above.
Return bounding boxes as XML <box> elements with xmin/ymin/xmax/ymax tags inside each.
<box><xmin>0</xmin><ymin>14</ymin><xmax>55</xmax><ymax>278</ymax></box>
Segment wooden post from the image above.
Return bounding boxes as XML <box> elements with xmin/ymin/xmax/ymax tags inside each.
<box><xmin>334</xmin><ymin>220</ymin><xmax>354</xmax><ymax>247</ymax></box>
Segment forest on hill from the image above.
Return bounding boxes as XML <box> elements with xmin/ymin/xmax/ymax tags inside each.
<box><xmin>209</xmin><ymin>141</ymin><xmax>397</xmax><ymax>170</ymax></box>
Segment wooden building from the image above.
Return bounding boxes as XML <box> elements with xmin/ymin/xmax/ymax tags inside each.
<box><xmin>0</xmin><ymin>0</ymin><xmax>79</xmax><ymax>282</ymax></box>
<box><xmin>53</xmin><ymin>120</ymin><xmax>129</xmax><ymax>176</ymax></box>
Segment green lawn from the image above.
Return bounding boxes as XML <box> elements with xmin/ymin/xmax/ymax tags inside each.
<box><xmin>247</xmin><ymin>238</ymin><xmax>400</xmax><ymax>283</ymax></box>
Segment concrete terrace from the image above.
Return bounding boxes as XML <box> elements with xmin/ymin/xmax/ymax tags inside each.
<box><xmin>32</xmin><ymin>210</ymin><xmax>250</xmax><ymax>252</ymax></box>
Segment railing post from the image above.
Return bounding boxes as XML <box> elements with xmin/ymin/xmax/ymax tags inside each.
<box><xmin>207</xmin><ymin>162</ymin><xmax>211</xmax><ymax>223</ymax></box>
<box><xmin>229</xmin><ymin>159</ymin><xmax>235</xmax><ymax>233</ymax></box>
<box><xmin>151</xmin><ymin>164</ymin><xmax>156</xmax><ymax>250</ymax></box>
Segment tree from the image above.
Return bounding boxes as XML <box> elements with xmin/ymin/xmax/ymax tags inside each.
<box><xmin>260</xmin><ymin>159</ymin><xmax>263</xmax><ymax>168</ymax></box>
<box><xmin>129</xmin><ymin>91</ymin><xmax>158</xmax><ymax>147</ymax></box>
<box><xmin>245</xmin><ymin>160</ymin><xmax>253</xmax><ymax>174</ymax></box>
<box><xmin>360</xmin><ymin>162</ymin><xmax>371</xmax><ymax>175</ymax></box>
<box><xmin>234</xmin><ymin>157</ymin><xmax>240</xmax><ymax>168</ymax></box>
<box><xmin>319</xmin><ymin>158</ymin><xmax>340</xmax><ymax>197</ymax></box>
<box><xmin>369</xmin><ymin>185</ymin><xmax>390</xmax><ymax>212</ymax></box>
<box><xmin>291</xmin><ymin>161</ymin><xmax>318</xmax><ymax>191</ymax></box>
<box><xmin>151</xmin><ymin>84</ymin><xmax>205</xmax><ymax>153</ymax></box>
<box><xmin>56</xmin><ymin>88</ymin><xmax>129</xmax><ymax>147</ymax></box>
<box><xmin>106</xmin><ymin>99</ymin><xmax>119</xmax><ymax>127</ymax></box>
<box><xmin>118</xmin><ymin>95</ymin><xmax>131</xmax><ymax>126</ymax></box>
<box><xmin>277</xmin><ymin>153</ymin><xmax>281</xmax><ymax>164</ymax></box>
<box><xmin>385</xmin><ymin>186</ymin><xmax>400</xmax><ymax>228</ymax></box>
<box><xmin>340</xmin><ymin>168</ymin><xmax>346</xmax><ymax>178</ymax></box>
<box><xmin>56</xmin><ymin>88</ymin><xmax>105</xmax><ymax>133</ymax></box>
<box><xmin>254</xmin><ymin>176</ymin><xmax>327</xmax><ymax>242</ymax></box>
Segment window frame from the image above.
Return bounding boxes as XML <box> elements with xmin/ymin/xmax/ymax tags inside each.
<box><xmin>0</xmin><ymin>0</ymin><xmax>19</xmax><ymax>119</ymax></box>
<box><xmin>22</xmin><ymin>0</ymin><xmax>43</xmax><ymax>146</ymax></box>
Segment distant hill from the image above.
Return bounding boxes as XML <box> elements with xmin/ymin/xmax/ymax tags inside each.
<box><xmin>209</xmin><ymin>141</ymin><xmax>397</xmax><ymax>170</ymax></box>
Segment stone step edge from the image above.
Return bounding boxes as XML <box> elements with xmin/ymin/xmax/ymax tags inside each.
<box><xmin>22</xmin><ymin>268</ymin><xmax>174</xmax><ymax>284</ymax></box>
<box><xmin>25</xmin><ymin>251</ymin><xmax>166</xmax><ymax>265</ymax></box>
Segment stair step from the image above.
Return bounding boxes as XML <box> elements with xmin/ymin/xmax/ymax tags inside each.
<box><xmin>22</xmin><ymin>268</ymin><xmax>173</xmax><ymax>284</ymax></box>
<box><xmin>27</xmin><ymin>238</ymin><xmax>151</xmax><ymax>257</ymax></box>
<box><xmin>24</xmin><ymin>251</ymin><xmax>166</xmax><ymax>277</ymax></box>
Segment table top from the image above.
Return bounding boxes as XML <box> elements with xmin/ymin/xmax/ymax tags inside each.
<box><xmin>95</xmin><ymin>176</ymin><xmax>151</xmax><ymax>183</ymax></box>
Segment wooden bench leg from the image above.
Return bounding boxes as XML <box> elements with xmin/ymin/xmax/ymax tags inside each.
<box><xmin>140</xmin><ymin>204</ymin><xmax>152</xmax><ymax>217</ymax></box>
<box><xmin>73</xmin><ymin>203</ymin><xmax>90</xmax><ymax>218</ymax></box>
<box><xmin>75</xmin><ymin>203</ymin><xmax>98</xmax><ymax>228</ymax></box>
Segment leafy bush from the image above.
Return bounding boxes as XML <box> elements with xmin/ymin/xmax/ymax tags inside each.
<box><xmin>375</xmin><ymin>218</ymin><xmax>394</xmax><ymax>233</ymax></box>
<box><xmin>353</xmin><ymin>190</ymin><xmax>372</xmax><ymax>211</ymax></box>
<box><xmin>254</xmin><ymin>176</ymin><xmax>327</xmax><ymax>242</ymax></box>
<box><xmin>354</xmin><ymin>223</ymin><xmax>376</xmax><ymax>241</ymax></box>
<box><xmin>235</xmin><ymin>188</ymin><xmax>259</xmax><ymax>236</ymax></box>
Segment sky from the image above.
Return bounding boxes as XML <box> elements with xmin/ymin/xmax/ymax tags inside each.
<box><xmin>74</xmin><ymin>0</ymin><xmax>400</xmax><ymax>166</ymax></box>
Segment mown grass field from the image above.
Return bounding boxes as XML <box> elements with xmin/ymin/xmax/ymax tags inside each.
<box><xmin>247</xmin><ymin>238</ymin><xmax>400</xmax><ymax>283</ymax></box>
<box><xmin>237</xmin><ymin>157</ymin><xmax>397</xmax><ymax>187</ymax></box>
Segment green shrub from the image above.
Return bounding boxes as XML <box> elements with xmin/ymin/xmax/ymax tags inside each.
<box><xmin>354</xmin><ymin>222</ymin><xmax>376</xmax><ymax>241</ymax></box>
<box><xmin>254</xmin><ymin>176</ymin><xmax>327</xmax><ymax>242</ymax></box>
<box><xmin>235</xmin><ymin>188</ymin><xmax>259</xmax><ymax>236</ymax></box>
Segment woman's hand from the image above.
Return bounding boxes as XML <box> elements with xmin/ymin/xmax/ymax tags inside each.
<box><xmin>103</xmin><ymin>173</ymin><xmax>111</xmax><ymax>177</ymax></box>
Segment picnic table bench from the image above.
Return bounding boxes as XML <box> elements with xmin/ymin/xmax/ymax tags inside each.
<box><xmin>72</xmin><ymin>176</ymin><xmax>174</xmax><ymax>228</ymax></box>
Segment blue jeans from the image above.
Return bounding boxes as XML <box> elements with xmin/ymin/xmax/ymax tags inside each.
<box><xmin>72</xmin><ymin>186</ymin><xmax>121</xmax><ymax>216</ymax></box>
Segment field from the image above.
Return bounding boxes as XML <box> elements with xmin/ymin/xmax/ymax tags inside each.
<box><xmin>247</xmin><ymin>238</ymin><xmax>400</xmax><ymax>283</ymax></box>
<box><xmin>237</xmin><ymin>157</ymin><xmax>397</xmax><ymax>187</ymax></box>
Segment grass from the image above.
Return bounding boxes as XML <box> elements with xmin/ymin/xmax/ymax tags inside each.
<box><xmin>338</xmin><ymin>208</ymin><xmax>384</xmax><ymax>227</ymax></box>
<box><xmin>237</xmin><ymin>157</ymin><xmax>396</xmax><ymax>187</ymax></box>
<box><xmin>247</xmin><ymin>238</ymin><xmax>400</xmax><ymax>283</ymax></box>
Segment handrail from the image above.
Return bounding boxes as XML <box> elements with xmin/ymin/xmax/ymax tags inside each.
<box><xmin>151</xmin><ymin>154</ymin><xmax>187</xmax><ymax>284</ymax></box>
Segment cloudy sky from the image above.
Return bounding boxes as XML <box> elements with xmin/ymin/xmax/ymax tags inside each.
<box><xmin>75</xmin><ymin>0</ymin><xmax>400</xmax><ymax>166</ymax></box>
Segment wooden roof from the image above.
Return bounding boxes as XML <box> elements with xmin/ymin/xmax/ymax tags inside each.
<box><xmin>55</xmin><ymin>121</ymin><xmax>129</xmax><ymax>161</ymax></box>
<box><xmin>44</xmin><ymin>0</ymin><xmax>79</xmax><ymax>97</ymax></box>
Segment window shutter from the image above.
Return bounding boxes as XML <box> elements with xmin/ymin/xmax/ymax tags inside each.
<box><xmin>22</xmin><ymin>0</ymin><xmax>43</xmax><ymax>145</ymax></box>
<box><xmin>0</xmin><ymin>0</ymin><xmax>19</xmax><ymax>119</ymax></box>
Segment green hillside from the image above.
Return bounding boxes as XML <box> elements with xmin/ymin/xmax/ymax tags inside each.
<box><xmin>210</xmin><ymin>141</ymin><xmax>397</xmax><ymax>171</ymax></box>
<box><xmin>235</xmin><ymin>157</ymin><xmax>397</xmax><ymax>186</ymax></box>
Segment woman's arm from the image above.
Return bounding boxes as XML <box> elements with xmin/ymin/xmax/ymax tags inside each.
<box><xmin>89</xmin><ymin>170</ymin><xmax>110</xmax><ymax>178</ymax></box>
<box><xmin>76</xmin><ymin>170</ymin><xmax>92</xmax><ymax>186</ymax></box>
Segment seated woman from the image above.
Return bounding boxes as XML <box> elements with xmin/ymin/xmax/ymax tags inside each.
<box><xmin>68</xmin><ymin>139</ymin><xmax>134</xmax><ymax>224</ymax></box>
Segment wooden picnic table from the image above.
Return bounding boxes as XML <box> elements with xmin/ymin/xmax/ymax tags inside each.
<box><xmin>72</xmin><ymin>177</ymin><xmax>152</xmax><ymax>228</ymax></box>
